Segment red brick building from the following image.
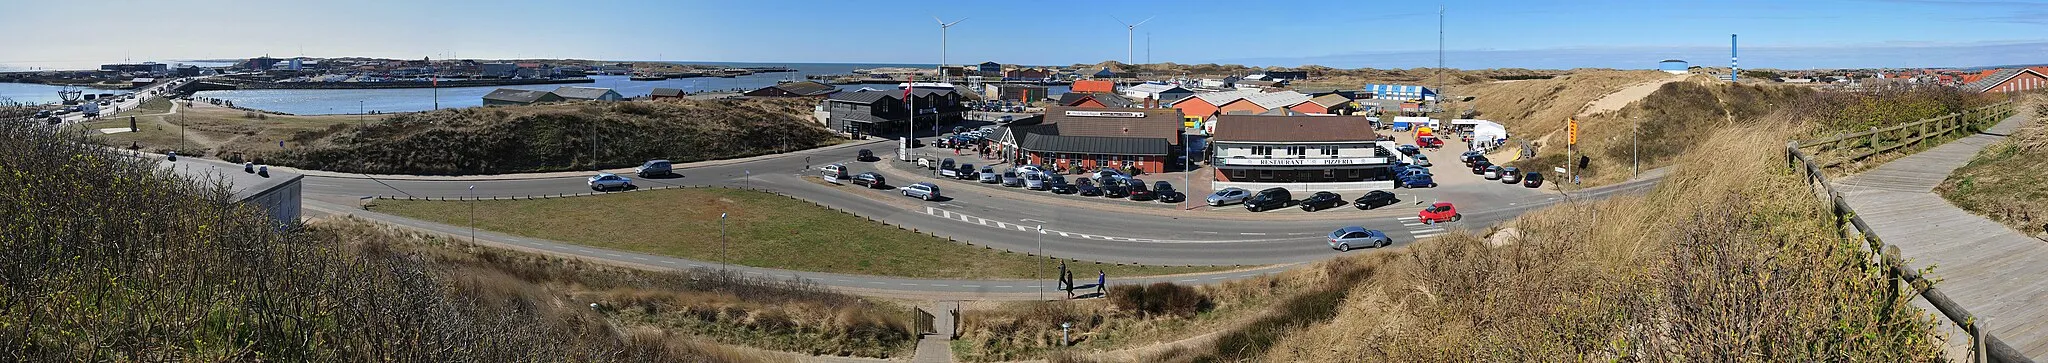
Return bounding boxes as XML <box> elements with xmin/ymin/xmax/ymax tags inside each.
<box><xmin>1000</xmin><ymin>107</ymin><xmax>1185</xmax><ymax>174</ymax></box>
<box><xmin>1071</xmin><ymin>80</ymin><xmax>1116</xmax><ymax>94</ymax></box>
<box><xmin>1057</xmin><ymin>93</ymin><xmax>1136</xmax><ymax>108</ymax></box>
<box><xmin>1964</xmin><ymin>68</ymin><xmax>2048</xmax><ymax>93</ymax></box>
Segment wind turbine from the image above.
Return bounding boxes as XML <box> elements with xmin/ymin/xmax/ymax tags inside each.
<box><xmin>1113</xmin><ymin>16</ymin><xmax>1154</xmax><ymax>65</ymax></box>
<box><xmin>935</xmin><ymin>16</ymin><xmax>967</xmax><ymax>84</ymax></box>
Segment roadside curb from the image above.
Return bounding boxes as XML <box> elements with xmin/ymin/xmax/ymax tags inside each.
<box><xmin>288</xmin><ymin>138</ymin><xmax>889</xmax><ymax>181</ymax></box>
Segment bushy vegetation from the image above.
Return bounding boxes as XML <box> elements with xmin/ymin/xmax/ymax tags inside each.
<box><xmin>262</xmin><ymin>98</ymin><xmax>834</xmax><ymax>174</ymax></box>
<box><xmin>1253</xmin><ymin>126</ymin><xmax>1944</xmax><ymax>362</ymax></box>
<box><xmin>0</xmin><ymin>121</ymin><xmax>902</xmax><ymax>361</ymax></box>
<box><xmin>1107</xmin><ymin>283</ymin><xmax>1211</xmax><ymax>318</ymax></box>
<box><xmin>1940</xmin><ymin>93</ymin><xmax>2048</xmax><ymax>234</ymax></box>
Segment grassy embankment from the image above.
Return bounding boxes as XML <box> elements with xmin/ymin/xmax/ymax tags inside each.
<box><xmin>1939</xmin><ymin>93</ymin><xmax>2048</xmax><ymax>235</ymax></box>
<box><xmin>263</xmin><ymin>98</ymin><xmax>835</xmax><ymax>175</ymax></box>
<box><xmin>0</xmin><ymin>121</ymin><xmax>919</xmax><ymax>361</ymax></box>
<box><xmin>375</xmin><ymin>187</ymin><xmax>1236</xmax><ymax>279</ymax></box>
<box><xmin>80</xmin><ymin>98</ymin><xmax>358</xmax><ymax>159</ymax></box>
<box><xmin>962</xmin><ymin>95</ymin><xmax>1957</xmax><ymax>363</ymax></box>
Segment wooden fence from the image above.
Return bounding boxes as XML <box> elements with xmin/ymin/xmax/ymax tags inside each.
<box><xmin>1786</xmin><ymin>106</ymin><xmax>2033</xmax><ymax>362</ymax></box>
<box><xmin>1796</xmin><ymin>101</ymin><xmax>2015</xmax><ymax>168</ymax></box>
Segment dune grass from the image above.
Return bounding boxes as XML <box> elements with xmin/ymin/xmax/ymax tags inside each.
<box><xmin>1939</xmin><ymin>93</ymin><xmax>2048</xmax><ymax>234</ymax></box>
<box><xmin>374</xmin><ymin>187</ymin><xmax>1238</xmax><ymax>279</ymax></box>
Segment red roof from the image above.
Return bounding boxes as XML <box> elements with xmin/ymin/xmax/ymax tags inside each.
<box><xmin>2032</xmin><ymin>67</ymin><xmax>2048</xmax><ymax>76</ymax></box>
<box><xmin>1072</xmin><ymin>80</ymin><xmax>1115</xmax><ymax>94</ymax></box>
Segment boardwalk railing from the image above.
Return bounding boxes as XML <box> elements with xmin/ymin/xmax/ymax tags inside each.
<box><xmin>1796</xmin><ymin>101</ymin><xmax>2015</xmax><ymax>168</ymax></box>
<box><xmin>1787</xmin><ymin>109</ymin><xmax>2033</xmax><ymax>362</ymax></box>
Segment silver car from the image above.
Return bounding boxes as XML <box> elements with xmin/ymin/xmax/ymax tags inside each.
<box><xmin>1024</xmin><ymin>172</ymin><xmax>1048</xmax><ymax>190</ymax></box>
<box><xmin>1328</xmin><ymin>226</ymin><xmax>1392</xmax><ymax>252</ymax></box>
<box><xmin>901</xmin><ymin>182</ymin><xmax>941</xmax><ymax>201</ymax></box>
<box><xmin>587</xmin><ymin>173</ymin><xmax>633</xmax><ymax>191</ymax></box>
<box><xmin>1207</xmin><ymin>187</ymin><xmax>1250</xmax><ymax>206</ymax></box>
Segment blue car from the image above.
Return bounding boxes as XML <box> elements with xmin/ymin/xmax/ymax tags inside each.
<box><xmin>1395</xmin><ymin>169</ymin><xmax>1436</xmax><ymax>188</ymax></box>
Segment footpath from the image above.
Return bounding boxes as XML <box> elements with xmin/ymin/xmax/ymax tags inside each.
<box><xmin>1836</xmin><ymin>112</ymin><xmax>2048</xmax><ymax>360</ymax></box>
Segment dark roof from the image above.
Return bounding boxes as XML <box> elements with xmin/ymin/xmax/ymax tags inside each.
<box><xmin>1039</xmin><ymin>106</ymin><xmax>1185</xmax><ymax>145</ymax></box>
<box><xmin>1057</xmin><ymin>92</ymin><xmax>1137</xmax><ymax>108</ymax></box>
<box><xmin>1212</xmin><ymin>115</ymin><xmax>1379</xmax><ymax>143</ymax></box>
<box><xmin>828</xmin><ymin>90</ymin><xmax>899</xmax><ymax>104</ymax></box>
<box><xmin>482</xmin><ymin>88</ymin><xmax>557</xmax><ymax>103</ymax></box>
<box><xmin>1019</xmin><ymin>133</ymin><xmax>1169</xmax><ymax>156</ymax></box>
<box><xmin>765</xmin><ymin>81</ymin><xmax>838</xmax><ymax>96</ymax></box>
<box><xmin>651</xmin><ymin>88</ymin><xmax>685</xmax><ymax>97</ymax></box>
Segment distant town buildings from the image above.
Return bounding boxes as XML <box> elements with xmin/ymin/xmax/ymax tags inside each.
<box><xmin>745</xmin><ymin>81</ymin><xmax>839</xmax><ymax>98</ymax></box>
<box><xmin>481</xmin><ymin>89</ymin><xmax>566</xmax><ymax>106</ymax></box>
<box><xmin>1963</xmin><ymin>68</ymin><xmax>2048</xmax><ymax>93</ymax></box>
<box><xmin>552</xmin><ymin>86</ymin><xmax>623</xmax><ymax>101</ymax></box>
<box><xmin>650</xmin><ymin>88</ymin><xmax>686</xmax><ymax>100</ymax></box>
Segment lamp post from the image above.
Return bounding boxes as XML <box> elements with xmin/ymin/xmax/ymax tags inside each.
<box><xmin>358</xmin><ymin>100</ymin><xmax>365</xmax><ymax>126</ymax></box>
<box><xmin>1037</xmin><ymin>224</ymin><xmax>1045</xmax><ymax>301</ymax></box>
<box><xmin>720</xmin><ymin>212</ymin><xmax>728</xmax><ymax>272</ymax></box>
<box><xmin>1632</xmin><ymin>117</ymin><xmax>1639</xmax><ymax>178</ymax></box>
<box><xmin>467</xmin><ymin>185</ymin><xmax>476</xmax><ymax>244</ymax></box>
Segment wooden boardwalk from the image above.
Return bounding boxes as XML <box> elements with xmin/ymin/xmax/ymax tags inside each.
<box><xmin>1837</xmin><ymin>112</ymin><xmax>2048</xmax><ymax>360</ymax></box>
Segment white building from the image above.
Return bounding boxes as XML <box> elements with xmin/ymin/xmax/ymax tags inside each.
<box><xmin>1210</xmin><ymin>115</ymin><xmax>1398</xmax><ymax>191</ymax></box>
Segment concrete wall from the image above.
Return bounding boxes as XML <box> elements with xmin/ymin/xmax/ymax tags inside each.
<box><xmin>241</xmin><ymin>175</ymin><xmax>304</xmax><ymax>226</ymax></box>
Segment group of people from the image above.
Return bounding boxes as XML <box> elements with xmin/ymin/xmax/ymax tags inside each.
<box><xmin>1056</xmin><ymin>262</ymin><xmax>1104</xmax><ymax>299</ymax></box>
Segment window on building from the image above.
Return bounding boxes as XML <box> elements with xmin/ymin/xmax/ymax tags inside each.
<box><xmin>1259</xmin><ymin>170</ymin><xmax>1274</xmax><ymax>180</ymax></box>
<box><xmin>1348</xmin><ymin>169</ymin><xmax>1363</xmax><ymax>179</ymax></box>
<box><xmin>1286</xmin><ymin>146</ymin><xmax>1306</xmax><ymax>156</ymax></box>
<box><xmin>1230</xmin><ymin>169</ymin><xmax>1246</xmax><ymax>179</ymax></box>
<box><xmin>1321</xmin><ymin>146</ymin><xmax>1339</xmax><ymax>156</ymax></box>
<box><xmin>1324</xmin><ymin>169</ymin><xmax>1336</xmax><ymax>179</ymax></box>
<box><xmin>1251</xmin><ymin>146</ymin><xmax>1272</xmax><ymax>156</ymax></box>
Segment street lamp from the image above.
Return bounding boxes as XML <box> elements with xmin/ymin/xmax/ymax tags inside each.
<box><xmin>721</xmin><ymin>212</ymin><xmax>729</xmax><ymax>272</ymax></box>
<box><xmin>467</xmin><ymin>185</ymin><xmax>476</xmax><ymax>244</ymax></box>
<box><xmin>1036</xmin><ymin>224</ymin><xmax>1045</xmax><ymax>301</ymax></box>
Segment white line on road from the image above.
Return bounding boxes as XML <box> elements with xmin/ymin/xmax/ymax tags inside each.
<box><xmin>1403</xmin><ymin>222</ymin><xmax>1425</xmax><ymax>227</ymax></box>
<box><xmin>930</xmin><ymin>284</ymin><xmax>949</xmax><ymax>287</ymax></box>
<box><xmin>1411</xmin><ymin>228</ymin><xmax>1446</xmax><ymax>234</ymax></box>
<box><xmin>1240</xmin><ymin>232</ymin><xmax>1267</xmax><ymax>235</ymax></box>
<box><xmin>995</xmin><ymin>285</ymin><xmax>1012</xmax><ymax>288</ymax></box>
<box><xmin>1194</xmin><ymin>231</ymin><xmax>1219</xmax><ymax>234</ymax></box>
<box><xmin>1414</xmin><ymin>233</ymin><xmax>1444</xmax><ymax>239</ymax></box>
<box><xmin>1397</xmin><ymin>216</ymin><xmax>1419</xmax><ymax>220</ymax></box>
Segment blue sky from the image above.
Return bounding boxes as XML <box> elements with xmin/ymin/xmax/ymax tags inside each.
<box><xmin>3</xmin><ymin>0</ymin><xmax>2045</xmax><ymax>70</ymax></box>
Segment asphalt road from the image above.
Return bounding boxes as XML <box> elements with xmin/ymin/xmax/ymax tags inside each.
<box><xmin>297</xmin><ymin>140</ymin><xmax>1663</xmax><ymax>266</ymax></box>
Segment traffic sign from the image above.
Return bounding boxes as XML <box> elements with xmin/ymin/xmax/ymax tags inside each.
<box><xmin>1567</xmin><ymin>118</ymin><xmax>1579</xmax><ymax>145</ymax></box>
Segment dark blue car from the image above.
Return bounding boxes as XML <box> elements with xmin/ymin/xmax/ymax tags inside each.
<box><xmin>1395</xmin><ymin>169</ymin><xmax>1436</xmax><ymax>188</ymax></box>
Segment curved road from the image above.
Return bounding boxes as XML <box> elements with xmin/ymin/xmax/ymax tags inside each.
<box><xmin>296</xmin><ymin>140</ymin><xmax>1661</xmax><ymax>268</ymax></box>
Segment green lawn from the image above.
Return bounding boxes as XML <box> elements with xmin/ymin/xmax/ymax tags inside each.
<box><xmin>376</xmin><ymin>187</ymin><xmax>1241</xmax><ymax>279</ymax></box>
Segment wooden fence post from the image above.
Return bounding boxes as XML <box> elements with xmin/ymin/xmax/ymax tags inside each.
<box><xmin>1869</xmin><ymin>127</ymin><xmax>1880</xmax><ymax>149</ymax></box>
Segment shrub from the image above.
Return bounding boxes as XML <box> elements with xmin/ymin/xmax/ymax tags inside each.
<box><xmin>1108</xmin><ymin>282</ymin><xmax>1212</xmax><ymax>318</ymax></box>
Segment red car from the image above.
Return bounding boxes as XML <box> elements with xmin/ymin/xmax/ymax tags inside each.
<box><xmin>1418</xmin><ymin>202</ymin><xmax>1462</xmax><ymax>223</ymax></box>
<box><xmin>1417</xmin><ymin>136</ymin><xmax>1444</xmax><ymax>149</ymax></box>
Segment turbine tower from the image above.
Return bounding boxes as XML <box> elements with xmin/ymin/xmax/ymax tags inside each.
<box><xmin>1114</xmin><ymin>16</ymin><xmax>1154</xmax><ymax>65</ymax></box>
<box><xmin>936</xmin><ymin>17</ymin><xmax>967</xmax><ymax>84</ymax></box>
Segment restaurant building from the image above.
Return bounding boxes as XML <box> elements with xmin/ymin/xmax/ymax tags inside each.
<box><xmin>999</xmin><ymin>107</ymin><xmax>1186</xmax><ymax>174</ymax></box>
<box><xmin>1210</xmin><ymin>115</ymin><xmax>1396</xmax><ymax>191</ymax></box>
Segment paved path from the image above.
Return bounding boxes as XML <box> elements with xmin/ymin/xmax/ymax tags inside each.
<box><xmin>1837</xmin><ymin>112</ymin><xmax>2048</xmax><ymax>360</ymax></box>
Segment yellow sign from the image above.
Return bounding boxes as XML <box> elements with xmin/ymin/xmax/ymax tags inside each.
<box><xmin>1568</xmin><ymin>118</ymin><xmax>1579</xmax><ymax>145</ymax></box>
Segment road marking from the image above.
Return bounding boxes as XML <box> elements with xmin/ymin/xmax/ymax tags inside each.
<box><xmin>995</xmin><ymin>285</ymin><xmax>1013</xmax><ymax>288</ymax></box>
<box><xmin>1411</xmin><ymin>228</ymin><xmax>1446</xmax><ymax>234</ymax></box>
<box><xmin>632</xmin><ymin>257</ymin><xmax>649</xmax><ymax>261</ymax></box>
<box><xmin>1403</xmin><ymin>222</ymin><xmax>1425</xmax><ymax>227</ymax></box>
<box><xmin>916</xmin><ymin>206</ymin><xmax>1297</xmax><ymax>244</ymax></box>
<box><xmin>605</xmin><ymin>253</ymin><xmax>622</xmax><ymax>257</ymax></box>
<box><xmin>930</xmin><ymin>284</ymin><xmax>949</xmax><ymax>287</ymax></box>
<box><xmin>1240</xmin><ymin>232</ymin><xmax>1267</xmax><ymax>236</ymax></box>
<box><xmin>1397</xmin><ymin>216</ymin><xmax>1419</xmax><ymax>221</ymax></box>
<box><xmin>1194</xmin><ymin>231</ymin><xmax>1219</xmax><ymax>234</ymax></box>
<box><xmin>1414</xmin><ymin>232</ymin><xmax>1444</xmax><ymax>239</ymax></box>
<box><xmin>962</xmin><ymin>285</ymin><xmax>981</xmax><ymax>288</ymax></box>
<box><xmin>899</xmin><ymin>283</ymin><xmax>917</xmax><ymax>286</ymax></box>
<box><xmin>868</xmin><ymin>281</ymin><xmax>885</xmax><ymax>285</ymax></box>
<box><xmin>1286</xmin><ymin>232</ymin><xmax>1310</xmax><ymax>236</ymax></box>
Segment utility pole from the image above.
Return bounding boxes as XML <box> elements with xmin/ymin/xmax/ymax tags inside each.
<box><xmin>720</xmin><ymin>212</ymin><xmax>728</xmax><ymax>272</ymax></box>
<box><xmin>1037</xmin><ymin>224</ymin><xmax>1045</xmax><ymax>301</ymax></box>
<box><xmin>1632</xmin><ymin>117</ymin><xmax>1639</xmax><ymax>178</ymax></box>
<box><xmin>468</xmin><ymin>185</ymin><xmax>476</xmax><ymax>244</ymax></box>
<box><xmin>358</xmin><ymin>100</ymin><xmax>364</xmax><ymax>126</ymax></box>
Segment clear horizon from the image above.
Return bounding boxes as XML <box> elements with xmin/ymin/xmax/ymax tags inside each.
<box><xmin>4</xmin><ymin>0</ymin><xmax>2046</xmax><ymax>71</ymax></box>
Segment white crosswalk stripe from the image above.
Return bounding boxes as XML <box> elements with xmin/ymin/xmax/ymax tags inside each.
<box><xmin>921</xmin><ymin>207</ymin><xmax>1161</xmax><ymax>242</ymax></box>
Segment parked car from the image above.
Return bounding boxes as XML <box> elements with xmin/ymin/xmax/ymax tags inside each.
<box><xmin>852</xmin><ymin>172</ymin><xmax>887</xmax><ymax>188</ymax></box>
<box><xmin>978</xmin><ymin>167</ymin><xmax>999</xmax><ymax>183</ymax></box>
<box><xmin>1395</xmin><ymin>169</ymin><xmax>1436</xmax><ymax>188</ymax></box>
<box><xmin>587</xmin><ymin>173</ymin><xmax>633</xmax><ymax>191</ymax></box>
<box><xmin>820</xmin><ymin>163</ymin><xmax>848</xmax><ymax>180</ymax></box>
<box><xmin>1101</xmin><ymin>179</ymin><xmax>1130</xmax><ymax>198</ymax></box>
<box><xmin>1153</xmin><ymin>181</ymin><xmax>1181</xmax><ymax>203</ymax></box>
<box><xmin>1092</xmin><ymin>168</ymin><xmax>1125</xmax><ymax>182</ymax></box>
<box><xmin>1413</xmin><ymin>154</ymin><xmax>1433</xmax><ymax>167</ymax></box>
<box><xmin>634</xmin><ymin>159</ymin><xmax>674</xmax><ymax>177</ymax></box>
<box><xmin>1484</xmin><ymin>165</ymin><xmax>1504</xmax><ymax>180</ymax></box>
<box><xmin>901</xmin><ymin>182</ymin><xmax>941</xmax><ymax>201</ymax></box>
<box><xmin>1354</xmin><ymin>190</ymin><xmax>1398</xmax><ymax>210</ymax></box>
<box><xmin>1460</xmin><ymin>150</ymin><xmax>1483</xmax><ymax>164</ymax></box>
<box><xmin>1328</xmin><ymin>226</ymin><xmax>1392</xmax><ymax>252</ymax></box>
<box><xmin>1127</xmin><ymin>179</ymin><xmax>1155</xmax><ymax>201</ymax></box>
<box><xmin>939</xmin><ymin>158</ymin><xmax>955</xmax><ymax>172</ymax></box>
<box><xmin>1244</xmin><ymin>187</ymin><xmax>1292</xmax><ymax>212</ymax></box>
<box><xmin>1418</xmin><ymin>136</ymin><xmax>1444</xmax><ymax>148</ymax></box>
<box><xmin>1523</xmin><ymin>172</ymin><xmax>1545</xmax><ymax>188</ymax></box>
<box><xmin>1499</xmin><ymin>167</ymin><xmax>1522</xmax><ymax>183</ymax></box>
<box><xmin>1001</xmin><ymin>171</ymin><xmax>1023</xmax><ymax>187</ymax></box>
<box><xmin>1418</xmin><ymin>202</ymin><xmax>1461</xmax><ymax>223</ymax></box>
<box><xmin>857</xmin><ymin>149</ymin><xmax>876</xmax><ymax>162</ymax></box>
<box><xmin>1049</xmin><ymin>176</ymin><xmax>1076</xmax><ymax>194</ymax></box>
<box><xmin>1298</xmin><ymin>191</ymin><xmax>1344</xmax><ymax>212</ymax></box>
<box><xmin>1466</xmin><ymin>154</ymin><xmax>1489</xmax><ymax>167</ymax></box>
<box><xmin>1076</xmin><ymin>178</ymin><xmax>1102</xmax><ymax>196</ymax></box>
<box><xmin>941</xmin><ymin>163</ymin><xmax>966</xmax><ymax>178</ymax></box>
<box><xmin>1470</xmin><ymin>160</ymin><xmax>1494</xmax><ymax>175</ymax></box>
<box><xmin>1397</xmin><ymin>144</ymin><xmax>1421</xmax><ymax>155</ymax></box>
<box><xmin>1015</xmin><ymin>165</ymin><xmax>1045</xmax><ymax>176</ymax></box>
<box><xmin>1025</xmin><ymin>172</ymin><xmax>1048</xmax><ymax>190</ymax></box>
<box><xmin>1207</xmin><ymin>187</ymin><xmax>1250</xmax><ymax>206</ymax></box>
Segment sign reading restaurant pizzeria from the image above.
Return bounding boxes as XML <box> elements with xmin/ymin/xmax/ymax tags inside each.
<box><xmin>1065</xmin><ymin>110</ymin><xmax>1147</xmax><ymax>118</ymax></box>
<box><xmin>1221</xmin><ymin>157</ymin><xmax>1387</xmax><ymax>166</ymax></box>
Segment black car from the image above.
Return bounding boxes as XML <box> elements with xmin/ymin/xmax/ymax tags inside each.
<box><xmin>1471</xmin><ymin>160</ymin><xmax>1494</xmax><ymax>175</ymax></box>
<box><xmin>1127</xmin><ymin>179</ymin><xmax>1155</xmax><ymax>201</ymax></box>
<box><xmin>1523</xmin><ymin>172</ymin><xmax>1545</xmax><ymax>188</ymax></box>
<box><xmin>1153</xmin><ymin>181</ymin><xmax>1182</xmax><ymax>203</ymax></box>
<box><xmin>1101</xmin><ymin>179</ymin><xmax>1130</xmax><ymax>198</ymax></box>
<box><xmin>1075</xmin><ymin>178</ymin><xmax>1102</xmax><ymax>196</ymax></box>
<box><xmin>1049</xmin><ymin>177</ymin><xmax>1077</xmax><ymax>194</ymax></box>
<box><xmin>857</xmin><ymin>149</ymin><xmax>876</xmax><ymax>162</ymax></box>
<box><xmin>1354</xmin><ymin>190</ymin><xmax>1398</xmax><ymax>210</ymax></box>
<box><xmin>1299</xmin><ymin>191</ymin><xmax>1344</xmax><ymax>212</ymax></box>
<box><xmin>939</xmin><ymin>158</ymin><xmax>955</xmax><ymax>171</ymax></box>
<box><xmin>1244</xmin><ymin>187</ymin><xmax>1292</xmax><ymax>212</ymax></box>
<box><xmin>1466</xmin><ymin>155</ymin><xmax>1488</xmax><ymax>167</ymax></box>
<box><xmin>955</xmin><ymin>163</ymin><xmax>978</xmax><ymax>180</ymax></box>
<box><xmin>851</xmin><ymin>172</ymin><xmax>887</xmax><ymax>189</ymax></box>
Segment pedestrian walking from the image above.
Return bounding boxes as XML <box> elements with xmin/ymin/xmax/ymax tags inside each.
<box><xmin>1096</xmin><ymin>270</ymin><xmax>1106</xmax><ymax>295</ymax></box>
